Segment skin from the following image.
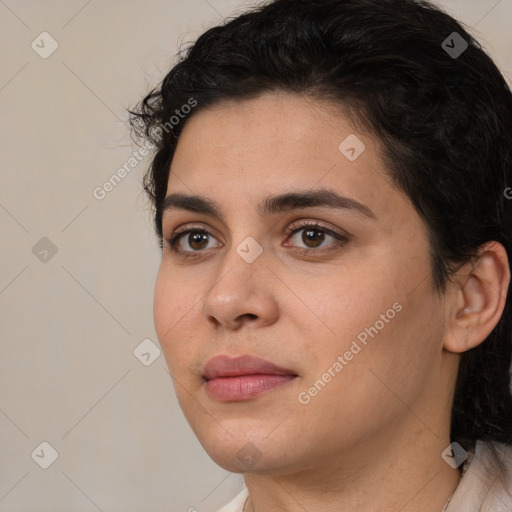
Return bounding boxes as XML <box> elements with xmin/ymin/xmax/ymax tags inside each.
<box><xmin>153</xmin><ymin>91</ymin><xmax>510</xmax><ymax>512</ymax></box>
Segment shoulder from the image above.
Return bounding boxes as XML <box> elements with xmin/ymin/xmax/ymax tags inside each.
<box><xmin>447</xmin><ymin>440</ymin><xmax>512</xmax><ymax>512</ymax></box>
<box><xmin>215</xmin><ymin>487</ymin><xmax>249</xmax><ymax>512</ymax></box>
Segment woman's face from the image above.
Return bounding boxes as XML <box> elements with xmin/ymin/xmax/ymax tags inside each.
<box><xmin>154</xmin><ymin>91</ymin><xmax>451</xmax><ymax>474</ymax></box>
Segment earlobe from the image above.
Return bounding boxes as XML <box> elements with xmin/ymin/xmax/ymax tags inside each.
<box><xmin>444</xmin><ymin>242</ymin><xmax>510</xmax><ymax>354</ymax></box>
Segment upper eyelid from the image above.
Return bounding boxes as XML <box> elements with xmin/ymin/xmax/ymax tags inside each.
<box><xmin>168</xmin><ymin>220</ymin><xmax>345</xmax><ymax>238</ymax></box>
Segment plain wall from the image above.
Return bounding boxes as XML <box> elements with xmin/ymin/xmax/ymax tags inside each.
<box><xmin>1</xmin><ymin>1</ymin><xmax>511</xmax><ymax>511</ymax></box>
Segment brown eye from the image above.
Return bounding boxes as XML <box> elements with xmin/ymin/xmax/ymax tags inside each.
<box><xmin>165</xmin><ymin>221</ymin><xmax>347</xmax><ymax>258</ymax></box>
<box><xmin>301</xmin><ymin>228</ymin><xmax>326</xmax><ymax>248</ymax></box>
<box><xmin>166</xmin><ymin>228</ymin><xmax>222</xmax><ymax>255</ymax></box>
<box><xmin>187</xmin><ymin>232</ymin><xmax>209</xmax><ymax>250</ymax></box>
<box><xmin>285</xmin><ymin>222</ymin><xmax>347</xmax><ymax>252</ymax></box>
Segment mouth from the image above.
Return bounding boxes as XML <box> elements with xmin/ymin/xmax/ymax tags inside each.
<box><xmin>203</xmin><ymin>354</ymin><xmax>298</xmax><ymax>402</ymax></box>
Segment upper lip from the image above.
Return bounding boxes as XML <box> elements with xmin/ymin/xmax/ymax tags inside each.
<box><xmin>203</xmin><ymin>355</ymin><xmax>297</xmax><ymax>380</ymax></box>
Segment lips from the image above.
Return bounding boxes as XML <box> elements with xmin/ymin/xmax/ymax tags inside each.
<box><xmin>203</xmin><ymin>354</ymin><xmax>296</xmax><ymax>380</ymax></box>
<box><xmin>203</xmin><ymin>355</ymin><xmax>298</xmax><ymax>402</ymax></box>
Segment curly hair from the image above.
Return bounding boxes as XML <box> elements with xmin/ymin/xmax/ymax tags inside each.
<box><xmin>129</xmin><ymin>0</ymin><xmax>512</xmax><ymax>461</ymax></box>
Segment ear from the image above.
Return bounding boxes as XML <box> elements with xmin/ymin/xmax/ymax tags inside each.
<box><xmin>444</xmin><ymin>241</ymin><xmax>510</xmax><ymax>353</ymax></box>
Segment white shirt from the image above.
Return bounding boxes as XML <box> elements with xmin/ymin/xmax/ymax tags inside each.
<box><xmin>217</xmin><ymin>486</ymin><xmax>249</xmax><ymax>512</ymax></box>
<box><xmin>216</xmin><ymin>441</ymin><xmax>512</xmax><ymax>512</ymax></box>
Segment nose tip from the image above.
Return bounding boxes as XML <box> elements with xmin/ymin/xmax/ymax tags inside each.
<box><xmin>201</xmin><ymin>248</ymin><xmax>280</xmax><ymax>330</ymax></box>
<box><xmin>207</xmin><ymin>311</ymin><xmax>260</xmax><ymax>330</ymax></box>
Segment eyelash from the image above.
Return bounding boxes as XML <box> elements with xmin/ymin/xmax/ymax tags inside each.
<box><xmin>164</xmin><ymin>221</ymin><xmax>348</xmax><ymax>259</ymax></box>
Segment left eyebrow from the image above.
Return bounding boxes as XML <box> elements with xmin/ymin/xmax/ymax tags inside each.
<box><xmin>161</xmin><ymin>189</ymin><xmax>377</xmax><ymax>221</ymax></box>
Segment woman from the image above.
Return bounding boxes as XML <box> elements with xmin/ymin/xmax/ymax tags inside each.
<box><xmin>129</xmin><ymin>0</ymin><xmax>512</xmax><ymax>510</ymax></box>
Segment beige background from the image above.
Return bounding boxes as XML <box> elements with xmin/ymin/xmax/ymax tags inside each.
<box><xmin>0</xmin><ymin>1</ymin><xmax>511</xmax><ymax>511</ymax></box>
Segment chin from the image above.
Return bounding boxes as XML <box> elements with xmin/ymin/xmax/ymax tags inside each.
<box><xmin>198</xmin><ymin>428</ymin><xmax>300</xmax><ymax>476</ymax></box>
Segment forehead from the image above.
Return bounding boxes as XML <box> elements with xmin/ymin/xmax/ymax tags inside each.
<box><xmin>166</xmin><ymin>92</ymin><xmax>411</xmax><ymax>226</ymax></box>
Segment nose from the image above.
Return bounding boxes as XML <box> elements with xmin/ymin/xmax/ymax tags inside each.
<box><xmin>201</xmin><ymin>248</ymin><xmax>280</xmax><ymax>331</ymax></box>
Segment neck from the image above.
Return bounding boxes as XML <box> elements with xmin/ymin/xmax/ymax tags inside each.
<box><xmin>242</xmin><ymin>421</ymin><xmax>461</xmax><ymax>512</ymax></box>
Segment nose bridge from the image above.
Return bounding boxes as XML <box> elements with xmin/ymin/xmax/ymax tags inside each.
<box><xmin>201</xmin><ymin>231</ymin><xmax>278</xmax><ymax>328</ymax></box>
<box><xmin>209</xmin><ymin>233</ymin><xmax>265</xmax><ymax>300</ymax></box>
<box><xmin>218</xmin><ymin>207</ymin><xmax>267</xmax><ymax>275</ymax></box>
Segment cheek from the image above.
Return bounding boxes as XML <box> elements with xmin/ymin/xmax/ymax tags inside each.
<box><xmin>296</xmin><ymin>264</ymin><xmax>392</xmax><ymax>347</ymax></box>
<box><xmin>292</xmin><ymin>295</ymin><xmax>440</xmax><ymax>448</ymax></box>
<box><xmin>297</xmin><ymin>248</ymin><xmax>440</xmax><ymax>400</ymax></box>
<box><xmin>153</xmin><ymin>264</ymin><xmax>197</xmax><ymax>374</ymax></box>
<box><xmin>153</xmin><ymin>266</ymin><xmax>172</xmax><ymax>343</ymax></box>
<box><xmin>377</xmin><ymin>285</ymin><xmax>443</xmax><ymax>378</ymax></box>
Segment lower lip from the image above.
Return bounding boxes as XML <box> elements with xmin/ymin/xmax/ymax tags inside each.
<box><xmin>206</xmin><ymin>374</ymin><xmax>297</xmax><ymax>402</ymax></box>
